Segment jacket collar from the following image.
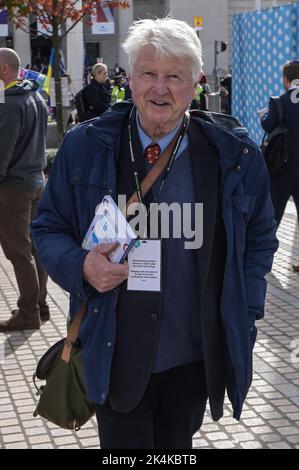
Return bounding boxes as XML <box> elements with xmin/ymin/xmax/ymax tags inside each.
<box><xmin>84</xmin><ymin>101</ymin><xmax>133</xmax><ymax>148</ymax></box>
<box><xmin>84</xmin><ymin>101</ymin><xmax>257</xmax><ymax>179</ymax></box>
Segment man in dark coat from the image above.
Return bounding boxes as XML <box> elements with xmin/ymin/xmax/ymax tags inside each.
<box><xmin>261</xmin><ymin>60</ymin><xmax>299</xmax><ymax>269</ymax></box>
<box><xmin>32</xmin><ymin>18</ymin><xmax>278</xmax><ymax>448</ymax></box>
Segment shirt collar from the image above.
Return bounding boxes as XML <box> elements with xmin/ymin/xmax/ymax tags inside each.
<box><xmin>136</xmin><ymin>111</ymin><xmax>182</xmax><ymax>154</ymax></box>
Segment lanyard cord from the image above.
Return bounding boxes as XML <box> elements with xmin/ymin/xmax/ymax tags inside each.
<box><xmin>127</xmin><ymin>106</ymin><xmax>189</xmax><ymax>207</ymax></box>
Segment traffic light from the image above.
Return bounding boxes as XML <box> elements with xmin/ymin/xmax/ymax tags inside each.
<box><xmin>220</xmin><ymin>41</ymin><xmax>227</xmax><ymax>52</ymax></box>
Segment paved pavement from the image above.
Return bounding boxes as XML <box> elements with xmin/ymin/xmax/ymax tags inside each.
<box><xmin>0</xmin><ymin>202</ymin><xmax>299</xmax><ymax>449</ymax></box>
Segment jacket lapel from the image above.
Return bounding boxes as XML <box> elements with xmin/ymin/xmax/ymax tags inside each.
<box><xmin>188</xmin><ymin>119</ymin><xmax>220</xmax><ymax>298</ymax></box>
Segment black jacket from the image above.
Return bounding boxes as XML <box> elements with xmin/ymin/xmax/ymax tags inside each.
<box><xmin>261</xmin><ymin>89</ymin><xmax>299</xmax><ymax>160</ymax></box>
<box><xmin>84</xmin><ymin>79</ymin><xmax>111</xmax><ymax>119</ymax></box>
<box><xmin>0</xmin><ymin>79</ymin><xmax>48</xmax><ymax>191</ymax></box>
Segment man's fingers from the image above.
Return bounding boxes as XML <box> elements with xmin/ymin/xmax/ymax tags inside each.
<box><xmin>93</xmin><ymin>242</ymin><xmax>119</xmax><ymax>257</ymax></box>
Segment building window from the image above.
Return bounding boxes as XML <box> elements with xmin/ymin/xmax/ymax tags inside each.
<box><xmin>86</xmin><ymin>43</ymin><xmax>100</xmax><ymax>68</ymax></box>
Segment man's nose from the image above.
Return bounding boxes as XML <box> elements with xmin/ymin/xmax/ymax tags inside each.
<box><xmin>152</xmin><ymin>76</ymin><xmax>168</xmax><ymax>94</ymax></box>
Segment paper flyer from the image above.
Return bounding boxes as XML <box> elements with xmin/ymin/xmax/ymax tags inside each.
<box><xmin>82</xmin><ymin>195</ymin><xmax>137</xmax><ymax>263</ymax></box>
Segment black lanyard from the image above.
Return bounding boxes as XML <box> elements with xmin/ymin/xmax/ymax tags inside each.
<box><xmin>127</xmin><ymin>106</ymin><xmax>189</xmax><ymax>206</ymax></box>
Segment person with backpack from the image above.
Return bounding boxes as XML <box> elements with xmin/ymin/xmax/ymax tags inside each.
<box><xmin>75</xmin><ymin>62</ymin><xmax>111</xmax><ymax>122</ymax></box>
<box><xmin>261</xmin><ymin>61</ymin><xmax>299</xmax><ymax>267</ymax></box>
<box><xmin>32</xmin><ymin>18</ymin><xmax>278</xmax><ymax>448</ymax></box>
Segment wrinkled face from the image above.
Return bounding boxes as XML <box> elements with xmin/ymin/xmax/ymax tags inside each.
<box><xmin>129</xmin><ymin>46</ymin><xmax>198</xmax><ymax>139</ymax></box>
<box><xmin>94</xmin><ymin>67</ymin><xmax>107</xmax><ymax>84</ymax></box>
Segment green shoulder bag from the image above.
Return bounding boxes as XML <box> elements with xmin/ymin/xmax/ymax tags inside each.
<box><xmin>33</xmin><ymin>303</ymin><xmax>95</xmax><ymax>430</ymax></box>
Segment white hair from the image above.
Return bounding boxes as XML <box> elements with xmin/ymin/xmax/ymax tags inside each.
<box><xmin>122</xmin><ymin>18</ymin><xmax>203</xmax><ymax>81</ymax></box>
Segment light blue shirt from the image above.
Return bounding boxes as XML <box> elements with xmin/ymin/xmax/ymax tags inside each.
<box><xmin>136</xmin><ymin>112</ymin><xmax>189</xmax><ymax>159</ymax></box>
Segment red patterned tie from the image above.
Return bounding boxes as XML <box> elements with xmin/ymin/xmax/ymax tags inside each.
<box><xmin>144</xmin><ymin>143</ymin><xmax>161</xmax><ymax>165</ymax></box>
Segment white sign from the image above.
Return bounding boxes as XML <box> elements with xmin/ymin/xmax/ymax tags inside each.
<box><xmin>50</xmin><ymin>77</ymin><xmax>70</xmax><ymax>107</ymax></box>
<box><xmin>92</xmin><ymin>5</ymin><xmax>115</xmax><ymax>35</ymax></box>
<box><xmin>127</xmin><ymin>239</ymin><xmax>162</xmax><ymax>292</ymax></box>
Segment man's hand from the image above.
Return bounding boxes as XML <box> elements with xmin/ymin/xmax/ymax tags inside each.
<box><xmin>83</xmin><ymin>243</ymin><xmax>129</xmax><ymax>293</ymax></box>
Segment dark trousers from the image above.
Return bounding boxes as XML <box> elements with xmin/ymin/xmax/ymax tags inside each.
<box><xmin>96</xmin><ymin>361</ymin><xmax>208</xmax><ymax>449</ymax></box>
<box><xmin>0</xmin><ymin>185</ymin><xmax>48</xmax><ymax>316</ymax></box>
<box><xmin>270</xmin><ymin>161</ymin><xmax>299</xmax><ymax>227</ymax></box>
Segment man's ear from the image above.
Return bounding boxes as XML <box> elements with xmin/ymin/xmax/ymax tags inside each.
<box><xmin>283</xmin><ymin>75</ymin><xmax>291</xmax><ymax>90</ymax></box>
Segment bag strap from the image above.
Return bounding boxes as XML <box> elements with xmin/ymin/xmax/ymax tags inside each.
<box><xmin>126</xmin><ymin>113</ymin><xmax>190</xmax><ymax>209</ymax></box>
<box><xmin>272</xmin><ymin>97</ymin><xmax>284</xmax><ymax>125</ymax></box>
<box><xmin>61</xmin><ymin>301</ymin><xmax>87</xmax><ymax>363</ymax></box>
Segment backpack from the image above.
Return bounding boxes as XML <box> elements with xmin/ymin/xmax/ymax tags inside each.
<box><xmin>261</xmin><ymin>98</ymin><xmax>292</xmax><ymax>176</ymax></box>
<box><xmin>74</xmin><ymin>87</ymin><xmax>88</xmax><ymax>123</ymax></box>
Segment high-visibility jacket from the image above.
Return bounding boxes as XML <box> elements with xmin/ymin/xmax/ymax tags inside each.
<box><xmin>111</xmin><ymin>85</ymin><xmax>125</xmax><ymax>104</ymax></box>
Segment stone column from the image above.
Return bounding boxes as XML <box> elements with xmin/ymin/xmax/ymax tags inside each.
<box><xmin>13</xmin><ymin>21</ymin><xmax>31</xmax><ymax>68</ymax></box>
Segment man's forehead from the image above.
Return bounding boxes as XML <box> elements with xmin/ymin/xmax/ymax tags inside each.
<box><xmin>134</xmin><ymin>55</ymin><xmax>191</xmax><ymax>74</ymax></box>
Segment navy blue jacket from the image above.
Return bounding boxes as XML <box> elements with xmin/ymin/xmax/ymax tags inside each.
<box><xmin>261</xmin><ymin>89</ymin><xmax>299</xmax><ymax>160</ymax></box>
<box><xmin>31</xmin><ymin>102</ymin><xmax>278</xmax><ymax>420</ymax></box>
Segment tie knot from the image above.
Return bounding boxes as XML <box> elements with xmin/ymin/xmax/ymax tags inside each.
<box><xmin>144</xmin><ymin>143</ymin><xmax>161</xmax><ymax>165</ymax></box>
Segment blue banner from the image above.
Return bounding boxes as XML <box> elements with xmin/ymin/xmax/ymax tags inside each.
<box><xmin>232</xmin><ymin>3</ymin><xmax>299</xmax><ymax>143</ymax></box>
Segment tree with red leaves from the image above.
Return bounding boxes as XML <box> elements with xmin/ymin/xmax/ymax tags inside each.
<box><xmin>0</xmin><ymin>1</ymin><xmax>130</xmax><ymax>141</ymax></box>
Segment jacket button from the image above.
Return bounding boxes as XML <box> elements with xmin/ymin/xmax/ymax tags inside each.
<box><xmin>235</xmin><ymin>165</ymin><xmax>241</xmax><ymax>172</ymax></box>
<box><xmin>107</xmin><ymin>342</ymin><xmax>112</xmax><ymax>347</ymax></box>
<box><xmin>151</xmin><ymin>314</ymin><xmax>159</xmax><ymax>321</ymax></box>
<box><xmin>93</xmin><ymin>308</ymin><xmax>98</xmax><ymax>313</ymax></box>
<box><xmin>243</xmin><ymin>148</ymin><xmax>249</xmax><ymax>154</ymax></box>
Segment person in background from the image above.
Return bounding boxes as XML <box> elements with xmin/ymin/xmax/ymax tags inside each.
<box><xmin>0</xmin><ymin>48</ymin><xmax>49</xmax><ymax>332</ymax></box>
<box><xmin>83</xmin><ymin>62</ymin><xmax>111</xmax><ymax>119</ymax></box>
<box><xmin>261</xmin><ymin>60</ymin><xmax>299</xmax><ymax>271</ymax></box>
<box><xmin>113</xmin><ymin>62</ymin><xmax>126</xmax><ymax>77</ymax></box>
<box><xmin>220</xmin><ymin>72</ymin><xmax>232</xmax><ymax>114</ymax></box>
<box><xmin>32</xmin><ymin>18</ymin><xmax>278</xmax><ymax>448</ymax></box>
<box><xmin>199</xmin><ymin>74</ymin><xmax>211</xmax><ymax>111</ymax></box>
<box><xmin>111</xmin><ymin>75</ymin><xmax>126</xmax><ymax>104</ymax></box>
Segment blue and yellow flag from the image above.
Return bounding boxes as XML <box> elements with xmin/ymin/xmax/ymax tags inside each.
<box><xmin>43</xmin><ymin>47</ymin><xmax>54</xmax><ymax>95</ymax></box>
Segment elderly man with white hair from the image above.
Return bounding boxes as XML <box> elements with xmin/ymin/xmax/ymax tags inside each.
<box><xmin>32</xmin><ymin>18</ymin><xmax>278</xmax><ymax>448</ymax></box>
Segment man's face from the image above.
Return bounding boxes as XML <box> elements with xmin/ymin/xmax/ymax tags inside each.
<box><xmin>129</xmin><ymin>46</ymin><xmax>197</xmax><ymax>138</ymax></box>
